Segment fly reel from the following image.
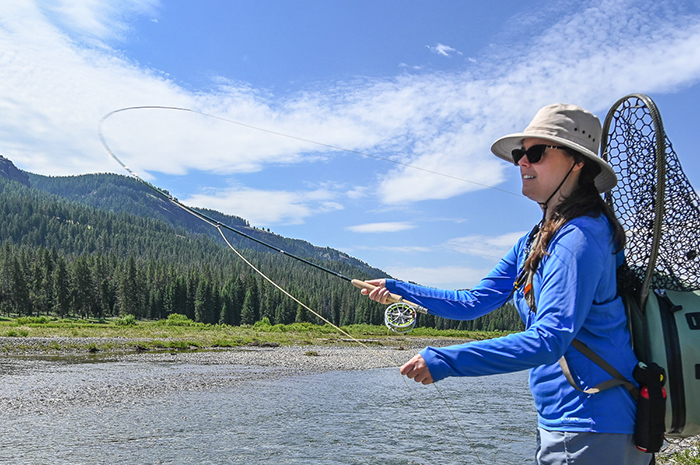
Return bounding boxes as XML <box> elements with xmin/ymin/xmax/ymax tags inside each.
<box><xmin>350</xmin><ymin>279</ymin><xmax>427</xmax><ymax>333</ymax></box>
<box><xmin>384</xmin><ymin>302</ymin><xmax>419</xmax><ymax>333</ymax></box>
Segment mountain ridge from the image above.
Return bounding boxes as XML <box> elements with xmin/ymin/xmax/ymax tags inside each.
<box><xmin>23</xmin><ymin>166</ymin><xmax>385</xmax><ymax>278</ymax></box>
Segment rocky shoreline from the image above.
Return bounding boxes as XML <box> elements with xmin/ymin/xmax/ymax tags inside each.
<box><xmin>0</xmin><ymin>334</ymin><xmax>458</xmax><ymax>357</ymax></box>
<box><xmin>0</xmin><ymin>336</ymin><xmax>447</xmax><ymax>419</ymax></box>
<box><xmin>658</xmin><ymin>436</ymin><xmax>700</xmax><ymax>464</ymax></box>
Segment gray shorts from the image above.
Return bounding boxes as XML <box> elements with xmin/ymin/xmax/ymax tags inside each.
<box><xmin>536</xmin><ymin>428</ymin><xmax>653</xmax><ymax>465</ymax></box>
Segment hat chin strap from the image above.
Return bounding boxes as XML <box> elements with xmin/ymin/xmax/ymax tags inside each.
<box><xmin>538</xmin><ymin>162</ymin><xmax>576</xmax><ymax>220</ymax></box>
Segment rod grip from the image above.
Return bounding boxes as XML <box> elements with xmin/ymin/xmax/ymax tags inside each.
<box><xmin>351</xmin><ymin>279</ymin><xmax>423</xmax><ymax>309</ymax></box>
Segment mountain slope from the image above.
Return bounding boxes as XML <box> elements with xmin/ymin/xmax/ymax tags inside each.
<box><xmin>26</xmin><ymin>171</ymin><xmax>384</xmax><ymax>277</ymax></box>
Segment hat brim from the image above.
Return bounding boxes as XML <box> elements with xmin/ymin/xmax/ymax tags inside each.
<box><xmin>491</xmin><ymin>132</ymin><xmax>618</xmax><ymax>193</ymax></box>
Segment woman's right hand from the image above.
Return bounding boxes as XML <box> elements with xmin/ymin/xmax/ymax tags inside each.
<box><xmin>360</xmin><ymin>279</ymin><xmax>393</xmax><ymax>305</ymax></box>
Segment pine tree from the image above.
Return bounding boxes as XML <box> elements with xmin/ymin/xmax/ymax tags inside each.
<box><xmin>240</xmin><ymin>282</ymin><xmax>259</xmax><ymax>325</ymax></box>
<box><xmin>31</xmin><ymin>248</ymin><xmax>52</xmax><ymax>315</ymax></box>
<box><xmin>118</xmin><ymin>256</ymin><xmax>141</xmax><ymax>317</ymax></box>
<box><xmin>9</xmin><ymin>257</ymin><xmax>32</xmax><ymax>316</ymax></box>
<box><xmin>331</xmin><ymin>291</ymin><xmax>341</xmax><ymax>326</ymax></box>
<box><xmin>194</xmin><ymin>278</ymin><xmax>215</xmax><ymax>324</ymax></box>
<box><xmin>185</xmin><ymin>271</ymin><xmax>198</xmax><ymax>321</ymax></box>
<box><xmin>276</xmin><ymin>297</ymin><xmax>295</xmax><ymax>325</ymax></box>
<box><xmin>0</xmin><ymin>244</ymin><xmax>11</xmax><ymax>316</ymax></box>
<box><xmin>260</xmin><ymin>289</ymin><xmax>277</xmax><ymax>324</ymax></box>
<box><xmin>71</xmin><ymin>256</ymin><xmax>95</xmax><ymax>318</ymax></box>
<box><xmin>52</xmin><ymin>256</ymin><xmax>70</xmax><ymax>317</ymax></box>
<box><xmin>295</xmin><ymin>302</ymin><xmax>308</xmax><ymax>323</ymax></box>
<box><xmin>219</xmin><ymin>277</ymin><xmax>239</xmax><ymax>326</ymax></box>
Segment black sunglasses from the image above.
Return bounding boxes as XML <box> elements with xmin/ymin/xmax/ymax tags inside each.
<box><xmin>511</xmin><ymin>144</ymin><xmax>566</xmax><ymax>166</ymax></box>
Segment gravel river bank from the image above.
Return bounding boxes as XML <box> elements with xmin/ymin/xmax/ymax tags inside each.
<box><xmin>0</xmin><ymin>335</ymin><xmax>458</xmax><ymax>417</ymax></box>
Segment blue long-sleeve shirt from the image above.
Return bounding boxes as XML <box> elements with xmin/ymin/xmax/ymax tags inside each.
<box><xmin>386</xmin><ymin>214</ymin><xmax>639</xmax><ymax>433</ymax></box>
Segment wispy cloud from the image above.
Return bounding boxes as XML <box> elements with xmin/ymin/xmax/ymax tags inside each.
<box><xmin>426</xmin><ymin>43</ymin><xmax>462</xmax><ymax>57</ymax></box>
<box><xmin>183</xmin><ymin>187</ymin><xmax>343</xmax><ymax>226</ymax></box>
<box><xmin>38</xmin><ymin>0</ymin><xmax>160</xmax><ymax>43</ymax></box>
<box><xmin>384</xmin><ymin>265</ymin><xmax>492</xmax><ymax>288</ymax></box>
<box><xmin>346</xmin><ymin>222</ymin><xmax>416</xmax><ymax>233</ymax></box>
<box><xmin>1</xmin><ymin>0</ymin><xmax>700</xmax><ymax>228</ymax></box>
<box><xmin>444</xmin><ymin>231</ymin><xmax>527</xmax><ymax>260</ymax></box>
<box><xmin>371</xmin><ymin>245</ymin><xmax>432</xmax><ymax>253</ymax></box>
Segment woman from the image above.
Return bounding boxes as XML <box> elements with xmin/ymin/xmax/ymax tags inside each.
<box><xmin>361</xmin><ymin>104</ymin><xmax>650</xmax><ymax>465</ymax></box>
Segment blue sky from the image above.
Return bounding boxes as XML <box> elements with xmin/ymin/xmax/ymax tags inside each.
<box><xmin>2</xmin><ymin>0</ymin><xmax>700</xmax><ymax>289</ymax></box>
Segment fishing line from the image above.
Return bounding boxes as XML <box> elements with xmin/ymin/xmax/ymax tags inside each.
<box><xmin>99</xmin><ymin>105</ymin><xmax>521</xmax><ymax>198</ymax></box>
<box><xmin>99</xmin><ymin>106</ymin><xmax>485</xmax><ymax>463</ymax></box>
<box><xmin>217</xmin><ymin>223</ymin><xmax>478</xmax><ymax>461</ymax></box>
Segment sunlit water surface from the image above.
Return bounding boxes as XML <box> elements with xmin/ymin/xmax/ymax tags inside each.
<box><xmin>0</xmin><ymin>355</ymin><xmax>536</xmax><ymax>464</ymax></box>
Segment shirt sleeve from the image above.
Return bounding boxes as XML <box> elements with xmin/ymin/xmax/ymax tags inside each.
<box><xmin>385</xmin><ymin>235</ymin><xmax>525</xmax><ymax>320</ymax></box>
<box><xmin>418</xmin><ymin>222</ymin><xmax>608</xmax><ymax>381</ymax></box>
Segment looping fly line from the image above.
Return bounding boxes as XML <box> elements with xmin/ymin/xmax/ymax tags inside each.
<box><xmin>99</xmin><ymin>106</ymin><xmax>434</xmax><ymax>331</ymax></box>
<box><xmin>99</xmin><ymin>105</ymin><xmax>488</xmax><ymax>464</ymax></box>
<box><xmin>99</xmin><ymin>105</ymin><xmax>521</xmax><ymax>197</ymax></box>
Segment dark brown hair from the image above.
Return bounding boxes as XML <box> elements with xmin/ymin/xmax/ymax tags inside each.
<box><xmin>523</xmin><ymin>150</ymin><xmax>625</xmax><ymax>274</ymax></box>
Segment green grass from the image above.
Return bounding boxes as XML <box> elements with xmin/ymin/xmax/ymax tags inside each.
<box><xmin>0</xmin><ymin>314</ymin><xmax>491</xmax><ymax>354</ymax></box>
<box><xmin>657</xmin><ymin>448</ymin><xmax>700</xmax><ymax>465</ymax></box>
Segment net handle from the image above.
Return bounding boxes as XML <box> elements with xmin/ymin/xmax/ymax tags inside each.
<box><xmin>601</xmin><ymin>93</ymin><xmax>667</xmax><ymax>311</ymax></box>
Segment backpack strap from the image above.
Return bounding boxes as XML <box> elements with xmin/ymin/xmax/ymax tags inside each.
<box><xmin>559</xmin><ymin>339</ymin><xmax>640</xmax><ymax>401</ymax></box>
<box><xmin>515</xmin><ymin>228</ymin><xmax>640</xmax><ymax>400</ymax></box>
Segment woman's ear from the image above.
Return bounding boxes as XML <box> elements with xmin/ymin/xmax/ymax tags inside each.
<box><xmin>569</xmin><ymin>153</ymin><xmax>586</xmax><ymax>172</ymax></box>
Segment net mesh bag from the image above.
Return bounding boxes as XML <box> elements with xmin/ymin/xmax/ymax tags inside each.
<box><xmin>602</xmin><ymin>94</ymin><xmax>700</xmax><ymax>297</ymax></box>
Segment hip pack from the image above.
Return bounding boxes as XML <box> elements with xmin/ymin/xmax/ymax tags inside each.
<box><xmin>627</xmin><ymin>289</ymin><xmax>700</xmax><ymax>438</ymax></box>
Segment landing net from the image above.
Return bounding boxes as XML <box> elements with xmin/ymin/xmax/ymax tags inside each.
<box><xmin>602</xmin><ymin>94</ymin><xmax>700</xmax><ymax>300</ymax></box>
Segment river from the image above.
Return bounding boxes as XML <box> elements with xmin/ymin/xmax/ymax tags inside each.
<box><xmin>0</xmin><ymin>350</ymin><xmax>537</xmax><ymax>464</ymax></box>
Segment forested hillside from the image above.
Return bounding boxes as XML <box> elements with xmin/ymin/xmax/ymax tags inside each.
<box><xmin>0</xmin><ymin>160</ymin><xmax>523</xmax><ymax>332</ymax></box>
<box><xmin>27</xmin><ymin>171</ymin><xmax>382</xmax><ymax>276</ymax></box>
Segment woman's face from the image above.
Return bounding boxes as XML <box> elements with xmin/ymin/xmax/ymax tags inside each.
<box><xmin>518</xmin><ymin>138</ymin><xmax>583</xmax><ymax>210</ymax></box>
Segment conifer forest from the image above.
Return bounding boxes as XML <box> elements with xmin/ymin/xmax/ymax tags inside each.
<box><xmin>0</xmin><ymin>163</ymin><xmax>523</xmax><ymax>332</ymax></box>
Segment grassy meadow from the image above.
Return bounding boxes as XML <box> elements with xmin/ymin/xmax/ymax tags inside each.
<box><xmin>0</xmin><ymin>313</ymin><xmax>505</xmax><ymax>354</ymax></box>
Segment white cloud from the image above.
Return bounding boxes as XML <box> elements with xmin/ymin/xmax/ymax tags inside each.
<box><xmin>426</xmin><ymin>43</ymin><xmax>462</xmax><ymax>57</ymax></box>
<box><xmin>182</xmin><ymin>187</ymin><xmax>343</xmax><ymax>226</ymax></box>
<box><xmin>445</xmin><ymin>231</ymin><xmax>526</xmax><ymax>260</ymax></box>
<box><xmin>384</xmin><ymin>265</ymin><xmax>492</xmax><ymax>289</ymax></box>
<box><xmin>37</xmin><ymin>0</ymin><xmax>160</xmax><ymax>43</ymax></box>
<box><xmin>346</xmin><ymin>222</ymin><xmax>416</xmax><ymax>233</ymax></box>
<box><xmin>375</xmin><ymin>122</ymin><xmax>510</xmax><ymax>204</ymax></box>
<box><xmin>369</xmin><ymin>245</ymin><xmax>433</xmax><ymax>253</ymax></box>
<box><xmin>0</xmin><ymin>1</ymin><xmax>189</xmax><ymax>176</ymax></box>
<box><xmin>363</xmin><ymin>1</ymin><xmax>700</xmax><ymax>206</ymax></box>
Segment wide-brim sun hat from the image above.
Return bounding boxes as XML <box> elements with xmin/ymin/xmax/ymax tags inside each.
<box><xmin>490</xmin><ymin>103</ymin><xmax>617</xmax><ymax>193</ymax></box>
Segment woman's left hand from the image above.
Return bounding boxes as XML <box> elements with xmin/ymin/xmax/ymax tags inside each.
<box><xmin>400</xmin><ymin>353</ymin><xmax>434</xmax><ymax>385</ymax></box>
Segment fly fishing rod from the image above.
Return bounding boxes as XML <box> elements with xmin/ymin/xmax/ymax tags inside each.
<box><xmin>98</xmin><ymin>107</ymin><xmax>428</xmax><ymax>332</ymax></box>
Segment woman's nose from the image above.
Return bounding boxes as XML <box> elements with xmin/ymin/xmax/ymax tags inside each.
<box><xmin>518</xmin><ymin>155</ymin><xmax>530</xmax><ymax>167</ymax></box>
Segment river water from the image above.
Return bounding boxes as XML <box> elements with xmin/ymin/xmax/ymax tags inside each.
<box><xmin>0</xmin><ymin>352</ymin><xmax>537</xmax><ymax>464</ymax></box>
